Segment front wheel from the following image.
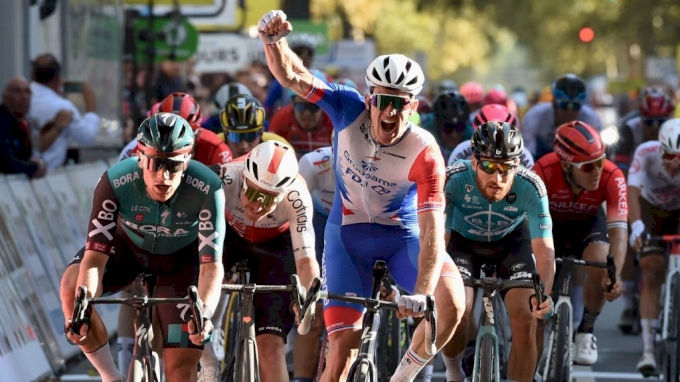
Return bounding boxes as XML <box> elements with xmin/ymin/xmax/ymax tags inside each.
<box><xmin>130</xmin><ymin>355</ymin><xmax>156</xmax><ymax>382</ymax></box>
<box><xmin>476</xmin><ymin>334</ymin><xmax>494</xmax><ymax>382</ymax></box>
<box><xmin>349</xmin><ymin>357</ymin><xmax>375</xmax><ymax>382</ymax></box>
<box><xmin>662</xmin><ymin>273</ymin><xmax>680</xmax><ymax>382</ymax></box>
<box><xmin>549</xmin><ymin>303</ymin><xmax>572</xmax><ymax>382</ymax></box>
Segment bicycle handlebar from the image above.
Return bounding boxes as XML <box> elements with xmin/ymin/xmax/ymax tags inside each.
<box><xmin>556</xmin><ymin>255</ymin><xmax>617</xmax><ymax>293</ymax></box>
<box><xmin>70</xmin><ymin>285</ymin><xmax>204</xmax><ymax>337</ymax></box>
<box><xmin>645</xmin><ymin>234</ymin><xmax>680</xmax><ymax>242</ymax></box>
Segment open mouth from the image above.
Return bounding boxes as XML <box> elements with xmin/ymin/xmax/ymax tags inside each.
<box><xmin>381</xmin><ymin>119</ymin><xmax>398</xmax><ymax>134</ymax></box>
<box><xmin>155</xmin><ymin>185</ymin><xmax>171</xmax><ymax>194</ymax></box>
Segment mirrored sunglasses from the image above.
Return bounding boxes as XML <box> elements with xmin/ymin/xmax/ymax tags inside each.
<box><xmin>643</xmin><ymin>118</ymin><xmax>667</xmax><ymax>128</ymax></box>
<box><xmin>571</xmin><ymin>155</ymin><xmax>605</xmax><ymax>172</ymax></box>
<box><xmin>370</xmin><ymin>94</ymin><xmax>412</xmax><ymax>111</ymax></box>
<box><xmin>142</xmin><ymin>155</ymin><xmax>186</xmax><ymax>173</ymax></box>
<box><xmin>242</xmin><ymin>181</ymin><xmax>281</xmax><ymax>208</ymax></box>
<box><xmin>477</xmin><ymin>158</ymin><xmax>518</xmax><ymax>175</ymax></box>
<box><xmin>227</xmin><ymin>131</ymin><xmax>262</xmax><ymax>143</ymax></box>
<box><xmin>662</xmin><ymin>151</ymin><xmax>680</xmax><ymax>162</ymax></box>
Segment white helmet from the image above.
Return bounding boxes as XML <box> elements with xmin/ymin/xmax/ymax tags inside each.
<box><xmin>214</xmin><ymin>82</ymin><xmax>252</xmax><ymax>110</ymax></box>
<box><xmin>365</xmin><ymin>54</ymin><xmax>425</xmax><ymax>96</ymax></box>
<box><xmin>243</xmin><ymin>141</ymin><xmax>298</xmax><ymax>193</ymax></box>
<box><xmin>659</xmin><ymin>118</ymin><xmax>680</xmax><ymax>154</ymax></box>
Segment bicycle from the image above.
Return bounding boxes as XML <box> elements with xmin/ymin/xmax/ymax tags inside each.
<box><xmin>643</xmin><ymin>234</ymin><xmax>680</xmax><ymax>381</ymax></box>
<box><xmin>301</xmin><ymin>260</ymin><xmax>438</xmax><ymax>382</ymax></box>
<box><xmin>220</xmin><ymin>261</ymin><xmax>309</xmax><ymax>382</ymax></box>
<box><xmin>70</xmin><ymin>275</ymin><xmax>205</xmax><ymax>382</ymax></box>
<box><xmin>463</xmin><ymin>271</ymin><xmax>545</xmax><ymax>382</ymax></box>
<box><xmin>536</xmin><ymin>255</ymin><xmax>616</xmax><ymax>382</ymax></box>
<box><xmin>375</xmin><ymin>275</ymin><xmax>411</xmax><ymax>382</ymax></box>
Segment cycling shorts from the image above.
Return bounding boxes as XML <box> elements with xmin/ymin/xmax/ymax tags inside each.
<box><xmin>222</xmin><ymin>223</ymin><xmax>296</xmax><ymax>341</ymax></box>
<box><xmin>322</xmin><ymin>222</ymin><xmax>457</xmax><ymax>335</ymax></box>
<box><xmin>552</xmin><ymin>207</ymin><xmax>609</xmax><ymax>260</ymax></box>
<box><xmin>312</xmin><ymin>211</ymin><xmax>329</xmax><ymax>265</ymax></box>
<box><xmin>448</xmin><ymin>221</ymin><xmax>536</xmax><ymax>284</ymax></box>
<box><xmin>638</xmin><ymin>196</ymin><xmax>680</xmax><ymax>257</ymax></box>
<box><xmin>68</xmin><ymin>237</ymin><xmax>204</xmax><ymax>350</ymax></box>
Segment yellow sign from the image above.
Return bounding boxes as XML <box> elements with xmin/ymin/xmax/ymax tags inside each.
<box><xmin>194</xmin><ymin>0</ymin><xmax>281</xmax><ymax>31</ymax></box>
<box><xmin>124</xmin><ymin>0</ymin><xmax>214</xmax><ymax>4</ymax></box>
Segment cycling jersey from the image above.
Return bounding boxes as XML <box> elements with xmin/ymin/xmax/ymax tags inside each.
<box><xmin>444</xmin><ymin>160</ymin><xmax>551</xmax><ymax>242</ymax></box>
<box><xmin>218</xmin><ymin>157</ymin><xmax>315</xmax><ymax>261</ymax></box>
<box><xmin>118</xmin><ymin>128</ymin><xmax>233</xmax><ymax>165</ymax></box>
<box><xmin>86</xmin><ymin>157</ymin><xmax>225</xmax><ymax>262</ymax></box>
<box><xmin>304</xmin><ymin>80</ymin><xmax>446</xmax><ymax>228</ymax></box>
<box><xmin>628</xmin><ymin>140</ymin><xmax>680</xmax><ymax>210</ymax></box>
<box><xmin>447</xmin><ymin>140</ymin><xmax>534</xmax><ymax>168</ymax></box>
<box><xmin>268</xmin><ymin>104</ymin><xmax>334</xmax><ymax>157</ymax></box>
<box><xmin>614</xmin><ymin>114</ymin><xmax>646</xmax><ymax>172</ymax></box>
<box><xmin>298</xmin><ymin>146</ymin><xmax>335</xmax><ymax>216</ymax></box>
<box><xmin>533</xmin><ymin>152</ymin><xmax>628</xmax><ymax>228</ymax></box>
<box><xmin>521</xmin><ymin>102</ymin><xmax>602</xmax><ymax>159</ymax></box>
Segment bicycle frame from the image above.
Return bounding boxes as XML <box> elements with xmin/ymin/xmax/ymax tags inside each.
<box><xmin>659</xmin><ymin>236</ymin><xmax>680</xmax><ymax>342</ymax></box>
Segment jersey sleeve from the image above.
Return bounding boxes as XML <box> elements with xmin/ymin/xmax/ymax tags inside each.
<box><xmin>518</xmin><ymin>170</ymin><xmax>552</xmax><ymax>239</ymax></box>
<box><xmin>283</xmin><ymin>184</ymin><xmax>316</xmax><ymax>261</ymax></box>
<box><xmin>85</xmin><ymin>172</ymin><xmax>120</xmax><ymax>255</ymax></box>
<box><xmin>521</xmin><ymin>148</ymin><xmax>535</xmax><ymax>168</ymax></box>
<box><xmin>448</xmin><ymin>141</ymin><xmax>471</xmax><ymax>165</ymax></box>
<box><xmin>409</xmin><ymin>145</ymin><xmax>446</xmax><ymax>213</ymax></box>
<box><xmin>118</xmin><ymin>139</ymin><xmax>138</xmax><ymax>162</ymax></box>
<box><xmin>209</xmin><ymin>140</ymin><xmax>233</xmax><ymax>165</ymax></box>
<box><xmin>627</xmin><ymin>144</ymin><xmax>648</xmax><ymax>188</ymax></box>
<box><xmin>303</xmin><ymin>79</ymin><xmax>366</xmax><ymax>133</ymax></box>
<box><xmin>531</xmin><ymin>160</ymin><xmax>548</xmax><ymax>183</ymax></box>
<box><xmin>198</xmin><ymin>177</ymin><xmax>226</xmax><ymax>264</ymax></box>
<box><xmin>604</xmin><ymin>167</ymin><xmax>628</xmax><ymax>228</ymax></box>
<box><xmin>298</xmin><ymin>153</ymin><xmax>318</xmax><ymax>192</ymax></box>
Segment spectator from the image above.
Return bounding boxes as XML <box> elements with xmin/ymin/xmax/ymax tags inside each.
<box><xmin>28</xmin><ymin>53</ymin><xmax>101</xmax><ymax>171</ymax></box>
<box><xmin>154</xmin><ymin>61</ymin><xmax>183</xmax><ymax>101</ymax></box>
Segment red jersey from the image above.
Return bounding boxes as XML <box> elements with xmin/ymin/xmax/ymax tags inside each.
<box><xmin>268</xmin><ymin>104</ymin><xmax>333</xmax><ymax>157</ymax></box>
<box><xmin>129</xmin><ymin>127</ymin><xmax>233</xmax><ymax>166</ymax></box>
<box><xmin>532</xmin><ymin>152</ymin><xmax>628</xmax><ymax>227</ymax></box>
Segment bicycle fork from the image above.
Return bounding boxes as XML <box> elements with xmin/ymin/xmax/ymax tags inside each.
<box><xmin>472</xmin><ymin>291</ymin><xmax>501</xmax><ymax>382</ymax></box>
<box><xmin>130</xmin><ymin>312</ymin><xmax>161</xmax><ymax>381</ymax></box>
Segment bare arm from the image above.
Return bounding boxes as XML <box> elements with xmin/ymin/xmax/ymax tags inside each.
<box><xmin>608</xmin><ymin>226</ymin><xmax>627</xmax><ymax>278</ymax></box>
<box><xmin>627</xmin><ymin>185</ymin><xmax>642</xmax><ymax>223</ymax></box>
<box><xmin>531</xmin><ymin>237</ymin><xmax>556</xmax><ymax>294</ymax></box>
<box><xmin>198</xmin><ymin>262</ymin><xmax>224</xmax><ymax>313</ymax></box>
<box><xmin>415</xmin><ymin>210</ymin><xmax>445</xmax><ymax>295</ymax></box>
<box><xmin>295</xmin><ymin>256</ymin><xmax>320</xmax><ymax>292</ymax></box>
<box><xmin>75</xmin><ymin>250</ymin><xmax>108</xmax><ymax>298</ymax></box>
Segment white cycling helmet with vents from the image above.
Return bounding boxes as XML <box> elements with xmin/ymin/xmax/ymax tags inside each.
<box><xmin>659</xmin><ymin>118</ymin><xmax>680</xmax><ymax>154</ymax></box>
<box><xmin>243</xmin><ymin>141</ymin><xmax>298</xmax><ymax>193</ymax></box>
<box><xmin>365</xmin><ymin>54</ymin><xmax>425</xmax><ymax>96</ymax></box>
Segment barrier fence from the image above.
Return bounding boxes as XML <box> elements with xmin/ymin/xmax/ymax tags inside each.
<box><xmin>0</xmin><ymin>159</ymin><xmax>120</xmax><ymax>382</ymax></box>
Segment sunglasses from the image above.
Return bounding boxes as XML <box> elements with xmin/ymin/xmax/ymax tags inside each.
<box><xmin>141</xmin><ymin>154</ymin><xmax>186</xmax><ymax>173</ymax></box>
<box><xmin>439</xmin><ymin>122</ymin><xmax>467</xmax><ymax>134</ymax></box>
<box><xmin>227</xmin><ymin>131</ymin><xmax>261</xmax><ymax>143</ymax></box>
<box><xmin>643</xmin><ymin>118</ymin><xmax>667</xmax><ymax>128</ymax></box>
<box><xmin>571</xmin><ymin>155</ymin><xmax>605</xmax><ymax>172</ymax></box>
<box><xmin>293</xmin><ymin>102</ymin><xmax>321</xmax><ymax>114</ymax></box>
<box><xmin>662</xmin><ymin>151</ymin><xmax>680</xmax><ymax>162</ymax></box>
<box><xmin>370</xmin><ymin>94</ymin><xmax>412</xmax><ymax>111</ymax></box>
<box><xmin>242</xmin><ymin>181</ymin><xmax>282</xmax><ymax>208</ymax></box>
<box><xmin>476</xmin><ymin>158</ymin><xmax>518</xmax><ymax>175</ymax></box>
<box><xmin>555</xmin><ymin>100</ymin><xmax>583</xmax><ymax>111</ymax></box>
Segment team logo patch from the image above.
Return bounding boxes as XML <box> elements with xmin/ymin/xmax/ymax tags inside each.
<box><xmin>135</xmin><ymin>213</ymin><xmax>144</xmax><ymax>221</ymax></box>
<box><xmin>506</xmin><ymin>193</ymin><xmax>517</xmax><ymax>204</ymax></box>
<box><xmin>465</xmin><ymin>184</ymin><xmax>473</xmax><ymax>192</ymax></box>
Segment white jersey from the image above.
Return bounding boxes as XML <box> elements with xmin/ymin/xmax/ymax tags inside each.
<box><xmin>219</xmin><ymin>159</ymin><xmax>315</xmax><ymax>261</ymax></box>
<box><xmin>521</xmin><ymin>102</ymin><xmax>602</xmax><ymax>158</ymax></box>
<box><xmin>628</xmin><ymin>140</ymin><xmax>680</xmax><ymax>210</ymax></box>
<box><xmin>447</xmin><ymin>140</ymin><xmax>534</xmax><ymax>168</ymax></box>
<box><xmin>298</xmin><ymin>146</ymin><xmax>335</xmax><ymax>216</ymax></box>
<box><xmin>119</xmin><ymin>139</ymin><xmax>138</xmax><ymax>162</ymax></box>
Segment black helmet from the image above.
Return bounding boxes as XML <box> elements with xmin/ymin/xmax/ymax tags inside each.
<box><xmin>551</xmin><ymin>73</ymin><xmax>587</xmax><ymax>103</ymax></box>
<box><xmin>433</xmin><ymin>90</ymin><xmax>470</xmax><ymax>128</ymax></box>
<box><xmin>220</xmin><ymin>94</ymin><xmax>266</xmax><ymax>133</ymax></box>
<box><xmin>470</xmin><ymin>121</ymin><xmax>523</xmax><ymax>160</ymax></box>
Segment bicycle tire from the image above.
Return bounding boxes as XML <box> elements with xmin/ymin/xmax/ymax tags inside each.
<box><xmin>663</xmin><ymin>273</ymin><xmax>680</xmax><ymax>382</ymax></box>
<box><xmin>549</xmin><ymin>303</ymin><xmax>572</xmax><ymax>382</ymax></box>
<box><xmin>237</xmin><ymin>336</ymin><xmax>259</xmax><ymax>382</ymax></box>
<box><xmin>222</xmin><ymin>292</ymin><xmax>240</xmax><ymax>373</ymax></box>
<box><xmin>478</xmin><ymin>334</ymin><xmax>494</xmax><ymax>382</ymax></box>
<box><xmin>349</xmin><ymin>357</ymin><xmax>374</xmax><ymax>382</ymax></box>
<box><xmin>492</xmin><ymin>293</ymin><xmax>510</xmax><ymax>379</ymax></box>
<box><xmin>130</xmin><ymin>356</ymin><xmax>156</xmax><ymax>382</ymax></box>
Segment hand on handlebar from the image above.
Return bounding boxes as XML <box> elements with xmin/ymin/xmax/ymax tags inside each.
<box><xmin>530</xmin><ymin>294</ymin><xmax>554</xmax><ymax>321</ymax></box>
<box><xmin>629</xmin><ymin>220</ymin><xmax>645</xmax><ymax>252</ymax></box>
<box><xmin>397</xmin><ymin>294</ymin><xmax>428</xmax><ymax>319</ymax></box>
<box><xmin>602</xmin><ymin>276</ymin><xmax>622</xmax><ymax>301</ymax></box>
<box><xmin>188</xmin><ymin>318</ymin><xmax>214</xmax><ymax>346</ymax></box>
<box><xmin>66</xmin><ymin>285</ymin><xmax>92</xmax><ymax>345</ymax></box>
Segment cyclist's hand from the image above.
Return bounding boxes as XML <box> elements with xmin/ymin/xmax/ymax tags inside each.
<box><xmin>258</xmin><ymin>10</ymin><xmax>291</xmax><ymax>44</ymax></box>
<box><xmin>188</xmin><ymin>318</ymin><xmax>214</xmax><ymax>346</ymax></box>
<box><xmin>379</xmin><ymin>284</ymin><xmax>399</xmax><ymax>302</ymax></box>
<box><xmin>603</xmin><ymin>276</ymin><xmax>622</xmax><ymax>301</ymax></box>
<box><xmin>64</xmin><ymin>318</ymin><xmax>90</xmax><ymax>345</ymax></box>
<box><xmin>530</xmin><ymin>295</ymin><xmax>554</xmax><ymax>320</ymax></box>
<box><xmin>397</xmin><ymin>294</ymin><xmax>427</xmax><ymax>319</ymax></box>
<box><xmin>629</xmin><ymin>220</ymin><xmax>645</xmax><ymax>251</ymax></box>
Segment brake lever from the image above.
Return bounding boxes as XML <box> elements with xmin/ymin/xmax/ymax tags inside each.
<box><xmin>531</xmin><ymin>272</ymin><xmax>545</xmax><ymax>307</ymax></box>
<box><xmin>187</xmin><ymin>285</ymin><xmax>205</xmax><ymax>334</ymax></box>
<box><xmin>606</xmin><ymin>254</ymin><xmax>617</xmax><ymax>293</ymax></box>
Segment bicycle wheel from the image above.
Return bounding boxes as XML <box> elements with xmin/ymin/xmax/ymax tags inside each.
<box><xmin>130</xmin><ymin>355</ymin><xmax>156</xmax><ymax>382</ymax></box>
<box><xmin>222</xmin><ymin>292</ymin><xmax>240</xmax><ymax>372</ymax></box>
<box><xmin>477</xmin><ymin>334</ymin><xmax>494</xmax><ymax>382</ymax></box>
<box><xmin>549</xmin><ymin>303</ymin><xmax>572</xmax><ymax>382</ymax></box>
<box><xmin>349</xmin><ymin>357</ymin><xmax>375</xmax><ymax>382</ymax></box>
<box><xmin>492</xmin><ymin>293</ymin><xmax>511</xmax><ymax>379</ymax></box>
<box><xmin>662</xmin><ymin>273</ymin><xmax>680</xmax><ymax>382</ymax></box>
<box><xmin>376</xmin><ymin>308</ymin><xmax>402</xmax><ymax>380</ymax></box>
<box><xmin>237</xmin><ymin>336</ymin><xmax>259</xmax><ymax>382</ymax></box>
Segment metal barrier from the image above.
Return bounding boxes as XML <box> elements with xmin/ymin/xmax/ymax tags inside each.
<box><xmin>0</xmin><ymin>159</ymin><xmax>119</xmax><ymax>381</ymax></box>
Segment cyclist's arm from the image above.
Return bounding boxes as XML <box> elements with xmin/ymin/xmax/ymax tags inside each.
<box><xmin>263</xmin><ymin>39</ymin><xmax>315</xmax><ymax>99</ymax></box>
<box><xmin>298</xmin><ymin>153</ymin><xmax>318</xmax><ymax>193</ymax></box>
<box><xmin>197</xmin><ymin>176</ymin><xmax>227</xmax><ymax>313</ymax></box>
<box><xmin>411</xmin><ymin>146</ymin><xmax>447</xmax><ymax>295</ymax></box>
<box><xmin>522</xmin><ymin>170</ymin><xmax>555</xmax><ymax>293</ymax></box>
<box><xmin>626</xmin><ymin>145</ymin><xmax>647</xmax><ymax>224</ymax></box>
<box><xmin>284</xmin><ymin>180</ymin><xmax>320</xmax><ymax>289</ymax></box>
<box><xmin>77</xmin><ymin>172</ymin><xmax>120</xmax><ymax>298</ymax></box>
<box><xmin>627</xmin><ymin>186</ymin><xmax>642</xmax><ymax>224</ymax></box>
<box><xmin>604</xmin><ymin>167</ymin><xmax>629</xmax><ymax>278</ymax></box>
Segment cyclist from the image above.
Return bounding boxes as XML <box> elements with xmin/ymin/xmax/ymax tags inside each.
<box><xmin>459</xmin><ymin>81</ymin><xmax>484</xmax><ymax>113</ymax></box>
<box><xmin>522</xmin><ymin>74</ymin><xmax>602</xmax><ymax>160</ymax></box>
<box><xmin>435</xmin><ymin>79</ymin><xmax>458</xmax><ymax>96</ymax></box>
<box><xmin>627</xmin><ymin>118</ymin><xmax>680</xmax><ymax>376</ymax></box>
<box><xmin>217</xmin><ymin>94</ymin><xmax>292</xmax><ymax>159</ymax></box>
<box><xmin>532</xmin><ymin>121</ymin><xmax>625</xmax><ymax>365</ymax></box>
<box><xmin>448</xmin><ymin>104</ymin><xmax>534</xmax><ymax>168</ymax></box>
<box><xmin>59</xmin><ymin>113</ymin><xmax>225</xmax><ymax>382</ymax></box>
<box><xmin>119</xmin><ymin>92</ymin><xmax>233</xmax><ymax>165</ymax></box>
<box><xmin>214</xmin><ymin>140</ymin><xmax>321</xmax><ymax>382</ymax></box>
<box><xmin>426</xmin><ymin>90</ymin><xmax>473</xmax><ymax>160</ymax></box>
<box><xmin>202</xmin><ymin>82</ymin><xmax>253</xmax><ymax>134</ymax></box>
<box><xmin>259</xmin><ymin>10</ymin><xmax>466</xmax><ymax>381</ymax></box>
<box><xmin>442</xmin><ymin>121</ymin><xmax>555</xmax><ymax>382</ymax></box>
<box><xmin>269</xmin><ymin>85</ymin><xmax>334</xmax><ymax>158</ymax></box>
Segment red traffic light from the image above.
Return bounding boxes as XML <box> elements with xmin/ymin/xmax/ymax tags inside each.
<box><xmin>579</xmin><ymin>27</ymin><xmax>595</xmax><ymax>43</ymax></box>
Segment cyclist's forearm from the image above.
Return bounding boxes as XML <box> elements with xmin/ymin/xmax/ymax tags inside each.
<box><xmin>414</xmin><ymin>231</ymin><xmax>442</xmax><ymax>295</ymax></box>
<box><xmin>295</xmin><ymin>256</ymin><xmax>320</xmax><ymax>290</ymax></box>
<box><xmin>535</xmin><ymin>254</ymin><xmax>555</xmax><ymax>295</ymax></box>
<box><xmin>608</xmin><ymin>226</ymin><xmax>627</xmax><ymax>277</ymax></box>
<box><xmin>263</xmin><ymin>39</ymin><xmax>312</xmax><ymax>94</ymax></box>
<box><xmin>627</xmin><ymin>186</ymin><xmax>642</xmax><ymax>223</ymax></box>
<box><xmin>76</xmin><ymin>250</ymin><xmax>107</xmax><ymax>298</ymax></box>
<box><xmin>198</xmin><ymin>262</ymin><xmax>224</xmax><ymax>313</ymax></box>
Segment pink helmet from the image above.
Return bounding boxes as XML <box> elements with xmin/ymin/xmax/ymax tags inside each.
<box><xmin>460</xmin><ymin>82</ymin><xmax>484</xmax><ymax>104</ymax></box>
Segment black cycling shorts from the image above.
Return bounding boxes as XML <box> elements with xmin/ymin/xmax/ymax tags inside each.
<box><xmin>222</xmin><ymin>224</ymin><xmax>296</xmax><ymax>342</ymax></box>
<box><xmin>638</xmin><ymin>197</ymin><xmax>680</xmax><ymax>257</ymax></box>
<box><xmin>552</xmin><ymin>206</ymin><xmax>609</xmax><ymax>260</ymax></box>
<box><xmin>68</xmin><ymin>236</ymin><xmax>204</xmax><ymax>350</ymax></box>
<box><xmin>448</xmin><ymin>220</ymin><xmax>537</xmax><ymax>284</ymax></box>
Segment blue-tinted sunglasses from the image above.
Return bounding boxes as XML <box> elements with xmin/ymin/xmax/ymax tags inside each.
<box><xmin>555</xmin><ymin>99</ymin><xmax>582</xmax><ymax>111</ymax></box>
<box><xmin>227</xmin><ymin>131</ymin><xmax>262</xmax><ymax>143</ymax></box>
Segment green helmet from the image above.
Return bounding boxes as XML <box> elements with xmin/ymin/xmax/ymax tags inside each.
<box><xmin>137</xmin><ymin>112</ymin><xmax>194</xmax><ymax>155</ymax></box>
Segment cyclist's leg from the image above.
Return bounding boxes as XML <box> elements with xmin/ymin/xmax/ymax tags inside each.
<box><xmin>499</xmin><ymin>223</ymin><xmax>539</xmax><ymax>382</ymax></box>
<box><xmin>321</xmin><ymin>223</ymin><xmax>377</xmax><ymax>382</ymax></box>
<box><xmin>60</xmin><ymin>241</ymin><xmax>140</xmax><ymax>382</ymax></box>
<box><xmin>387</xmin><ymin>229</ymin><xmax>465</xmax><ymax>381</ymax></box>
<box><xmin>618</xmin><ymin>243</ymin><xmax>640</xmax><ymax>331</ymax></box>
<box><xmin>117</xmin><ymin>279</ymin><xmax>146</xmax><ymax>376</ymax></box>
<box><xmin>574</xmin><ymin>208</ymin><xmax>610</xmax><ymax>365</ymax></box>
